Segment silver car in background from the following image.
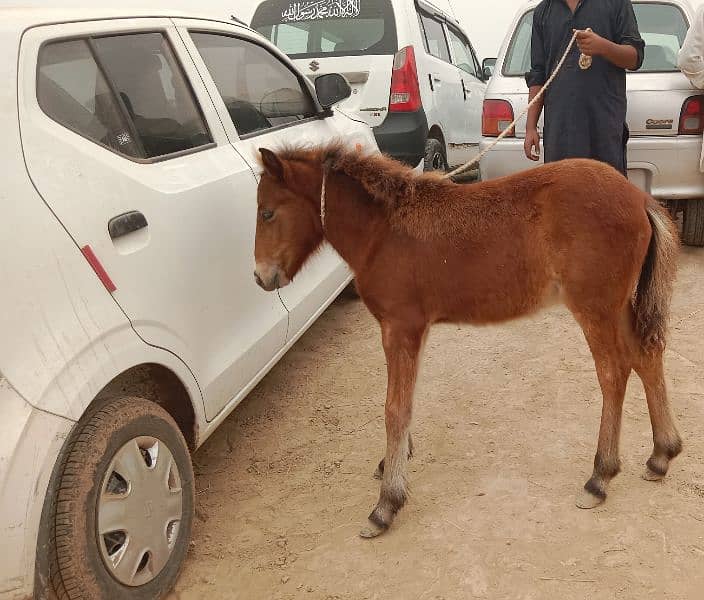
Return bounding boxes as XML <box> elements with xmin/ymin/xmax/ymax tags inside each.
<box><xmin>480</xmin><ymin>0</ymin><xmax>704</xmax><ymax>246</ymax></box>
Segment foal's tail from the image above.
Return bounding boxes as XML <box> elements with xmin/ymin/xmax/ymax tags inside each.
<box><xmin>633</xmin><ymin>197</ymin><xmax>679</xmax><ymax>352</ymax></box>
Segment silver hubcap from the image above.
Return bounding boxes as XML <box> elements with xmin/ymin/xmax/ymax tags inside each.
<box><xmin>97</xmin><ymin>436</ymin><xmax>183</xmax><ymax>587</ymax></box>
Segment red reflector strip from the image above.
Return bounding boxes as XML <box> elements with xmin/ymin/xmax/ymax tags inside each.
<box><xmin>81</xmin><ymin>245</ymin><xmax>117</xmax><ymax>293</ymax></box>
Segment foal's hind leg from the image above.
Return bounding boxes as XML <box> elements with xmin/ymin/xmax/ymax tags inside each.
<box><xmin>633</xmin><ymin>350</ymin><xmax>682</xmax><ymax>481</ymax></box>
<box><xmin>360</xmin><ymin>320</ymin><xmax>425</xmax><ymax>538</ymax></box>
<box><xmin>574</xmin><ymin>315</ymin><xmax>632</xmax><ymax>509</ymax></box>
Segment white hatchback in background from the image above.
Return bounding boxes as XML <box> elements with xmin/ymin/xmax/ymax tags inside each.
<box><xmin>0</xmin><ymin>8</ymin><xmax>376</xmax><ymax>600</ymax></box>
<box><xmin>480</xmin><ymin>0</ymin><xmax>704</xmax><ymax>246</ymax></box>
<box><xmin>251</xmin><ymin>0</ymin><xmax>488</xmax><ymax>172</ymax></box>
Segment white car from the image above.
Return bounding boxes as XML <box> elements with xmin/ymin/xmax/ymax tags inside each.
<box><xmin>479</xmin><ymin>0</ymin><xmax>704</xmax><ymax>246</ymax></box>
<box><xmin>0</xmin><ymin>8</ymin><xmax>376</xmax><ymax>599</ymax></box>
<box><xmin>251</xmin><ymin>0</ymin><xmax>488</xmax><ymax>172</ymax></box>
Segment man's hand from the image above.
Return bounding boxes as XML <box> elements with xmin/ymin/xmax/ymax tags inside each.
<box><xmin>575</xmin><ymin>28</ymin><xmax>639</xmax><ymax>70</ymax></box>
<box><xmin>575</xmin><ymin>29</ymin><xmax>609</xmax><ymax>57</ymax></box>
<box><xmin>524</xmin><ymin>128</ymin><xmax>541</xmax><ymax>161</ymax></box>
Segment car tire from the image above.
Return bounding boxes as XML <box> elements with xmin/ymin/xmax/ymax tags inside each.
<box><xmin>682</xmin><ymin>198</ymin><xmax>704</xmax><ymax>247</ymax></box>
<box><xmin>424</xmin><ymin>138</ymin><xmax>447</xmax><ymax>172</ymax></box>
<box><xmin>48</xmin><ymin>396</ymin><xmax>194</xmax><ymax>600</ymax></box>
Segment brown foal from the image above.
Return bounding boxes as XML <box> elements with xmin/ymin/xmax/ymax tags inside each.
<box><xmin>252</xmin><ymin>143</ymin><xmax>682</xmax><ymax>538</ymax></box>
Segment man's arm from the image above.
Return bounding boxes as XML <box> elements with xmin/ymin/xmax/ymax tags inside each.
<box><xmin>524</xmin><ymin>12</ymin><xmax>546</xmax><ymax>161</ymax></box>
<box><xmin>525</xmin><ymin>86</ymin><xmax>543</xmax><ymax>161</ymax></box>
<box><xmin>679</xmin><ymin>5</ymin><xmax>704</xmax><ymax>89</ymax></box>
<box><xmin>577</xmin><ymin>0</ymin><xmax>645</xmax><ymax>71</ymax></box>
<box><xmin>575</xmin><ymin>30</ymin><xmax>638</xmax><ymax>70</ymax></box>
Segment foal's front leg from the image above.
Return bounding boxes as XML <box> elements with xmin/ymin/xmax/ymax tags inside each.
<box><xmin>360</xmin><ymin>321</ymin><xmax>425</xmax><ymax>538</ymax></box>
<box><xmin>373</xmin><ymin>435</ymin><xmax>413</xmax><ymax>480</ymax></box>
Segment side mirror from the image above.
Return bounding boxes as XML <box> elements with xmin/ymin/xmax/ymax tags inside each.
<box><xmin>482</xmin><ymin>58</ymin><xmax>497</xmax><ymax>81</ymax></box>
<box><xmin>314</xmin><ymin>73</ymin><xmax>352</xmax><ymax>110</ymax></box>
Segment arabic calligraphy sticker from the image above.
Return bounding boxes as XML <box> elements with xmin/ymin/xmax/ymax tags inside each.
<box><xmin>281</xmin><ymin>0</ymin><xmax>362</xmax><ymax>22</ymax></box>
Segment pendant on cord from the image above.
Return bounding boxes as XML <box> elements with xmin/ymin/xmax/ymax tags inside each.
<box><xmin>579</xmin><ymin>27</ymin><xmax>593</xmax><ymax>70</ymax></box>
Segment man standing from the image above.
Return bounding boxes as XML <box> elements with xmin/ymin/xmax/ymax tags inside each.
<box><xmin>524</xmin><ymin>0</ymin><xmax>645</xmax><ymax>175</ymax></box>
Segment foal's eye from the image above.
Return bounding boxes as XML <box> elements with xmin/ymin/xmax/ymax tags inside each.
<box><xmin>261</xmin><ymin>209</ymin><xmax>274</xmax><ymax>222</ymax></box>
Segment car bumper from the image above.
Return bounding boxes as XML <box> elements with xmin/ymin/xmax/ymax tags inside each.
<box><xmin>479</xmin><ymin>136</ymin><xmax>704</xmax><ymax>200</ymax></box>
<box><xmin>373</xmin><ymin>109</ymin><xmax>429</xmax><ymax>167</ymax></box>
<box><xmin>0</xmin><ymin>378</ymin><xmax>74</xmax><ymax>598</ymax></box>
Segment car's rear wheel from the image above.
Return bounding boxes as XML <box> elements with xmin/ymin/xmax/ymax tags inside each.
<box><xmin>682</xmin><ymin>198</ymin><xmax>704</xmax><ymax>247</ymax></box>
<box><xmin>424</xmin><ymin>138</ymin><xmax>447</xmax><ymax>172</ymax></box>
<box><xmin>49</xmin><ymin>396</ymin><xmax>194</xmax><ymax>600</ymax></box>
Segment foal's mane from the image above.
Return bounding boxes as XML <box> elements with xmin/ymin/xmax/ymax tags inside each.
<box><xmin>273</xmin><ymin>142</ymin><xmax>541</xmax><ymax>241</ymax></box>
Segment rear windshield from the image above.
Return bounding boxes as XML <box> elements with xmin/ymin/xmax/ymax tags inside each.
<box><xmin>503</xmin><ymin>2</ymin><xmax>689</xmax><ymax>76</ymax></box>
<box><xmin>251</xmin><ymin>0</ymin><xmax>397</xmax><ymax>58</ymax></box>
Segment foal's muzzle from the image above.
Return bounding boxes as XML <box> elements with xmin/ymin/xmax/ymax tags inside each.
<box><xmin>253</xmin><ymin>263</ymin><xmax>290</xmax><ymax>292</ymax></box>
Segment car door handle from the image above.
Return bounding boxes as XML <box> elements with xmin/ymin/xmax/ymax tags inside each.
<box><xmin>108</xmin><ymin>211</ymin><xmax>148</xmax><ymax>240</ymax></box>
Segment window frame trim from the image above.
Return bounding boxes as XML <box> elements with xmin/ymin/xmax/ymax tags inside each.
<box><xmin>187</xmin><ymin>28</ymin><xmax>325</xmax><ymax>140</ymax></box>
<box><xmin>445</xmin><ymin>22</ymin><xmax>480</xmax><ymax>80</ymax></box>
<box><xmin>36</xmin><ymin>28</ymin><xmax>217</xmax><ymax>165</ymax></box>
<box><xmin>417</xmin><ymin>9</ymin><xmax>452</xmax><ymax>65</ymax></box>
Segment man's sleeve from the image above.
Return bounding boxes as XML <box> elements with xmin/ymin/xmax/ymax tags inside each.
<box><xmin>615</xmin><ymin>0</ymin><xmax>645</xmax><ymax>71</ymax></box>
<box><xmin>525</xmin><ymin>13</ymin><xmax>547</xmax><ymax>87</ymax></box>
<box><xmin>678</xmin><ymin>5</ymin><xmax>704</xmax><ymax>89</ymax></box>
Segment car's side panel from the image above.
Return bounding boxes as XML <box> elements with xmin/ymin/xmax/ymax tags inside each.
<box><xmin>175</xmin><ymin>21</ymin><xmax>377</xmax><ymax>339</ymax></box>
<box><xmin>443</xmin><ymin>24</ymin><xmax>486</xmax><ymax>163</ymax></box>
<box><xmin>19</xmin><ymin>20</ymin><xmax>291</xmax><ymax>421</ymax></box>
<box><xmin>4</xmin><ymin>26</ymin><xmax>187</xmax><ymax>422</ymax></box>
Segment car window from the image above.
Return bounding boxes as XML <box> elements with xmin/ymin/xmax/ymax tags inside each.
<box><xmin>252</xmin><ymin>0</ymin><xmax>397</xmax><ymax>58</ymax></box>
<box><xmin>503</xmin><ymin>3</ymin><xmax>689</xmax><ymax>77</ymax></box>
<box><xmin>503</xmin><ymin>10</ymin><xmax>533</xmax><ymax>77</ymax></box>
<box><xmin>447</xmin><ymin>27</ymin><xmax>478</xmax><ymax>77</ymax></box>
<box><xmin>635</xmin><ymin>3</ymin><xmax>688</xmax><ymax>72</ymax></box>
<box><xmin>38</xmin><ymin>33</ymin><xmax>212</xmax><ymax>160</ymax></box>
<box><xmin>38</xmin><ymin>39</ymin><xmax>142</xmax><ymax>158</ymax></box>
<box><xmin>419</xmin><ymin>13</ymin><xmax>450</xmax><ymax>63</ymax></box>
<box><xmin>190</xmin><ymin>32</ymin><xmax>317</xmax><ymax>137</ymax></box>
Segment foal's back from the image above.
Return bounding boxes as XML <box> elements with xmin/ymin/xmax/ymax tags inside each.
<box><xmin>368</xmin><ymin>159</ymin><xmax>653</xmax><ymax>326</ymax></box>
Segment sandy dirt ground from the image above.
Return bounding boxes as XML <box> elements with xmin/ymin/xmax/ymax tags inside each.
<box><xmin>171</xmin><ymin>248</ymin><xmax>704</xmax><ymax>600</ymax></box>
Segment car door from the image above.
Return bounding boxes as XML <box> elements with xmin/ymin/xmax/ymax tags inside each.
<box><xmin>176</xmin><ymin>22</ymin><xmax>374</xmax><ymax>337</ymax></box>
<box><xmin>416</xmin><ymin>10</ymin><xmax>466</xmax><ymax>167</ymax></box>
<box><xmin>445</xmin><ymin>24</ymin><xmax>485</xmax><ymax>163</ymax></box>
<box><xmin>19</xmin><ymin>20</ymin><xmax>289</xmax><ymax>421</ymax></box>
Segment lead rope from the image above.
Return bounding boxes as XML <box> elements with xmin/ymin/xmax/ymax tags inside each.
<box><xmin>320</xmin><ymin>166</ymin><xmax>328</xmax><ymax>230</ymax></box>
<box><xmin>444</xmin><ymin>28</ymin><xmax>591</xmax><ymax>181</ymax></box>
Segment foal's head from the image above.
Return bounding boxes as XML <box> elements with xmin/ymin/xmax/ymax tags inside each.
<box><xmin>253</xmin><ymin>148</ymin><xmax>324</xmax><ymax>291</ymax></box>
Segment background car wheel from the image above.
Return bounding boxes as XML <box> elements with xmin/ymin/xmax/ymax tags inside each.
<box><xmin>423</xmin><ymin>138</ymin><xmax>447</xmax><ymax>172</ymax></box>
<box><xmin>49</xmin><ymin>396</ymin><xmax>194</xmax><ymax>600</ymax></box>
<box><xmin>682</xmin><ymin>198</ymin><xmax>704</xmax><ymax>247</ymax></box>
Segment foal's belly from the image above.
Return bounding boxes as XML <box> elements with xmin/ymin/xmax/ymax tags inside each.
<box><xmin>420</xmin><ymin>241</ymin><xmax>558</xmax><ymax>325</ymax></box>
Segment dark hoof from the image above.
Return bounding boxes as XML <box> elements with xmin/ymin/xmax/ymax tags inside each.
<box><xmin>575</xmin><ymin>488</ymin><xmax>605</xmax><ymax>509</ymax></box>
<box><xmin>359</xmin><ymin>519</ymin><xmax>388</xmax><ymax>538</ymax></box>
<box><xmin>642</xmin><ymin>467</ymin><xmax>665</xmax><ymax>482</ymax></box>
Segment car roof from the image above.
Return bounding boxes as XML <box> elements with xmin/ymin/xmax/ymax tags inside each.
<box><xmin>0</xmin><ymin>7</ymin><xmax>251</xmax><ymax>35</ymax></box>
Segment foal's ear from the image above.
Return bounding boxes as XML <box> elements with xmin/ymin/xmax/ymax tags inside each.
<box><xmin>259</xmin><ymin>148</ymin><xmax>285</xmax><ymax>181</ymax></box>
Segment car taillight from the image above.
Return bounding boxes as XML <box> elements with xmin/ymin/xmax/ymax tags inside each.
<box><xmin>389</xmin><ymin>45</ymin><xmax>422</xmax><ymax>112</ymax></box>
<box><xmin>482</xmin><ymin>99</ymin><xmax>515</xmax><ymax>137</ymax></box>
<box><xmin>679</xmin><ymin>96</ymin><xmax>704</xmax><ymax>135</ymax></box>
